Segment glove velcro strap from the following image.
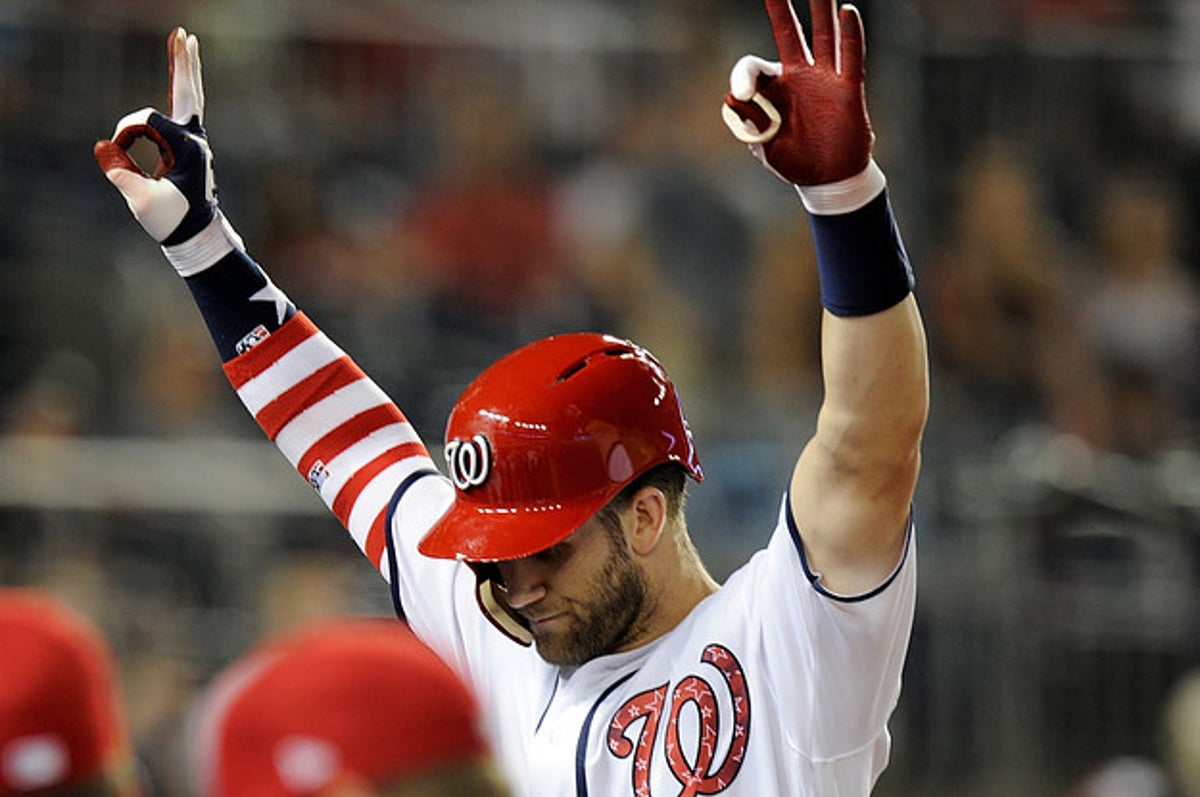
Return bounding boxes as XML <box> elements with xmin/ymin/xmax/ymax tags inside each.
<box><xmin>808</xmin><ymin>185</ymin><xmax>915</xmax><ymax>317</ymax></box>
<box><xmin>796</xmin><ymin>159</ymin><xmax>887</xmax><ymax>216</ymax></box>
<box><xmin>161</xmin><ymin>211</ymin><xmax>245</xmax><ymax>277</ymax></box>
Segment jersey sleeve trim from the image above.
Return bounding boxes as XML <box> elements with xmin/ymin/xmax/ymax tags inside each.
<box><xmin>785</xmin><ymin>492</ymin><xmax>915</xmax><ymax>603</ymax></box>
<box><xmin>384</xmin><ymin>466</ymin><xmax>452</xmax><ymax>617</ymax></box>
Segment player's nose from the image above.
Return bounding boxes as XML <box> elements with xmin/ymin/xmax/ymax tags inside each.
<box><xmin>495</xmin><ymin>559</ymin><xmax>547</xmax><ymax>611</ymax></box>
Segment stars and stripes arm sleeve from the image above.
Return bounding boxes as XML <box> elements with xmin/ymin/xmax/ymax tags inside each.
<box><xmin>183</xmin><ymin>250</ymin><xmax>297</xmax><ymax>361</ymax></box>
<box><xmin>182</xmin><ymin>250</ymin><xmax>444</xmax><ymax>577</ymax></box>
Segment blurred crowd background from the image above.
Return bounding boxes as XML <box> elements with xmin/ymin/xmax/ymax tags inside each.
<box><xmin>2</xmin><ymin>1</ymin><xmax>1200</xmax><ymax>795</ymax></box>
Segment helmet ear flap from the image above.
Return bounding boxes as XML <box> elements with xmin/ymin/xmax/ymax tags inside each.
<box><xmin>469</xmin><ymin>563</ymin><xmax>533</xmax><ymax>646</ymax></box>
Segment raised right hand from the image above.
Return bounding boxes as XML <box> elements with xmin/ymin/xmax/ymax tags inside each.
<box><xmin>95</xmin><ymin>27</ymin><xmax>239</xmax><ymax>262</ymax></box>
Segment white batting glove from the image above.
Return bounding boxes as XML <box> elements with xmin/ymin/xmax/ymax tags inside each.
<box><xmin>94</xmin><ymin>27</ymin><xmax>243</xmax><ymax>276</ymax></box>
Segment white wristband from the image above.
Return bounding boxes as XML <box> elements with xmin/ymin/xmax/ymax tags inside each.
<box><xmin>795</xmin><ymin>160</ymin><xmax>887</xmax><ymax>216</ymax></box>
<box><xmin>161</xmin><ymin>211</ymin><xmax>246</xmax><ymax>277</ymax></box>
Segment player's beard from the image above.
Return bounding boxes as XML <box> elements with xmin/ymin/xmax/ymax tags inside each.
<box><xmin>529</xmin><ymin>533</ymin><xmax>651</xmax><ymax>668</ymax></box>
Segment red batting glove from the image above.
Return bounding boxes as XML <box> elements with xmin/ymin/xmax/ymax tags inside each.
<box><xmin>724</xmin><ymin>0</ymin><xmax>874</xmax><ymax>188</ymax></box>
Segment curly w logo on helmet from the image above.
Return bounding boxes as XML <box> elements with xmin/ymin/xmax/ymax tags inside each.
<box><xmin>445</xmin><ymin>434</ymin><xmax>492</xmax><ymax>490</ymax></box>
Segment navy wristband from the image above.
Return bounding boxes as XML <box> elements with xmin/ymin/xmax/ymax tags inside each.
<box><xmin>809</xmin><ymin>189</ymin><xmax>915</xmax><ymax>317</ymax></box>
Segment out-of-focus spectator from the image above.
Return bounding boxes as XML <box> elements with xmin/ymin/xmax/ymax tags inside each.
<box><xmin>553</xmin><ymin>105</ymin><xmax>704</xmax><ymax>404</ymax></box>
<box><xmin>2</xmin><ymin>350</ymin><xmax>100</xmax><ymax>437</ymax></box>
<box><xmin>554</xmin><ymin>37</ymin><xmax>770</xmax><ymax>430</ymax></box>
<box><xmin>919</xmin><ymin>0</ymin><xmax>1140</xmax><ymax>34</ymax></box>
<box><xmin>256</xmin><ymin>552</ymin><xmax>365</xmax><ymax>638</ymax></box>
<box><xmin>128</xmin><ymin>289</ymin><xmax>238</xmax><ymax>437</ymax></box>
<box><xmin>0</xmin><ymin>588</ymin><xmax>141</xmax><ymax>797</ymax></box>
<box><xmin>1163</xmin><ymin>669</ymin><xmax>1200</xmax><ymax>797</ymax></box>
<box><xmin>387</xmin><ymin>53</ymin><xmax>612</xmax><ymax>426</ymax></box>
<box><xmin>192</xmin><ymin>618</ymin><xmax>511</xmax><ymax>797</ymax></box>
<box><xmin>1082</xmin><ymin>168</ymin><xmax>1200</xmax><ymax>455</ymax></box>
<box><xmin>636</xmin><ymin>42</ymin><xmax>759</xmax><ymax>390</ymax></box>
<box><xmin>1021</xmin><ymin>0</ymin><xmax>1137</xmax><ymax>29</ymax></box>
<box><xmin>400</xmin><ymin>55</ymin><xmax>604</xmax><ymax>349</ymax></box>
<box><xmin>925</xmin><ymin>139</ymin><xmax>1109</xmax><ymax>445</ymax></box>
<box><xmin>1065</xmin><ymin>756</ymin><xmax>1170</xmax><ymax>797</ymax></box>
<box><xmin>742</xmin><ymin>220</ymin><xmax>822</xmax><ymax>430</ymax></box>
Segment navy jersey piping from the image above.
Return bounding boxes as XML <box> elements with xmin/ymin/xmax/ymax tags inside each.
<box><xmin>383</xmin><ymin>467</ymin><xmax>446</xmax><ymax>620</ymax></box>
<box><xmin>575</xmin><ymin>671</ymin><xmax>636</xmax><ymax>797</ymax></box>
<box><xmin>536</xmin><ymin>673</ymin><xmax>561</xmax><ymax>734</ymax></box>
<box><xmin>785</xmin><ymin>492</ymin><xmax>914</xmax><ymax>603</ymax></box>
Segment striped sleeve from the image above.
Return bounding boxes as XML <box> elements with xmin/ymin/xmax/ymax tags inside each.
<box><xmin>223</xmin><ymin>312</ymin><xmax>441</xmax><ymax>575</ymax></box>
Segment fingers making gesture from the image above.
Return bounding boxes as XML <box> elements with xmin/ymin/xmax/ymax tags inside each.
<box><xmin>95</xmin><ymin>27</ymin><xmax>242</xmax><ymax>273</ymax></box>
<box><xmin>723</xmin><ymin>0</ymin><xmax>874</xmax><ymax>187</ymax></box>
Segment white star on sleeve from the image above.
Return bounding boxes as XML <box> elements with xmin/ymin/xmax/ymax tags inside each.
<box><xmin>248</xmin><ymin>279</ymin><xmax>291</xmax><ymax>325</ymax></box>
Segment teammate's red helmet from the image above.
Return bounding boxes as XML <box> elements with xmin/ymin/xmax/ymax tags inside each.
<box><xmin>418</xmin><ymin>333</ymin><xmax>703</xmax><ymax>563</ymax></box>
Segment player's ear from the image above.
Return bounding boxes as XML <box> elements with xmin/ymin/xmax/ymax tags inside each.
<box><xmin>627</xmin><ymin>486</ymin><xmax>667</xmax><ymax>557</ymax></box>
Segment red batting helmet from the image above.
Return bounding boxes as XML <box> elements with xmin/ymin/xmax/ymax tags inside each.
<box><xmin>194</xmin><ymin>619</ymin><xmax>490</xmax><ymax>797</ymax></box>
<box><xmin>418</xmin><ymin>333</ymin><xmax>703</xmax><ymax>563</ymax></box>
<box><xmin>0</xmin><ymin>590</ymin><xmax>132</xmax><ymax>796</ymax></box>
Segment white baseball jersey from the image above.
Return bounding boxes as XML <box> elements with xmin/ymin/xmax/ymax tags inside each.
<box><xmin>224</xmin><ymin>312</ymin><xmax>917</xmax><ymax>797</ymax></box>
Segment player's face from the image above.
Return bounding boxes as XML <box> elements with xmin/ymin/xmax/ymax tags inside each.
<box><xmin>495</xmin><ymin>513</ymin><xmax>650</xmax><ymax>668</ymax></box>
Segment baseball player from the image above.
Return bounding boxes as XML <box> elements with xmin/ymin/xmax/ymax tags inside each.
<box><xmin>0</xmin><ymin>590</ymin><xmax>141</xmax><ymax>797</ymax></box>
<box><xmin>94</xmin><ymin>0</ymin><xmax>928</xmax><ymax>794</ymax></box>
<box><xmin>193</xmin><ymin>618</ymin><xmax>512</xmax><ymax>797</ymax></box>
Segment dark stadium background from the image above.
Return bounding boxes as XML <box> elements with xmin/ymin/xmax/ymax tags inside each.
<box><xmin>2</xmin><ymin>2</ymin><xmax>1198</xmax><ymax>794</ymax></box>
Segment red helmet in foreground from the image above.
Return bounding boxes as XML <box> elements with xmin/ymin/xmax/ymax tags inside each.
<box><xmin>418</xmin><ymin>333</ymin><xmax>703</xmax><ymax>563</ymax></box>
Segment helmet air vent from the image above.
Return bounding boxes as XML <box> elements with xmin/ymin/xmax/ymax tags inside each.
<box><xmin>555</xmin><ymin>344</ymin><xmax>634</xmax><ymax>382</ymax></box>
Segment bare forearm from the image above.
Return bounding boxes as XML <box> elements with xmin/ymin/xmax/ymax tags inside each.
<box><xmin>790</xmin><ymin>295</ymin><xmax>927</xmax><ymax>594</ymax></box>
<box><xmin>817</xmin><ymin>295</ymin><xmax>929</xmax><ymax>474</ymax></box>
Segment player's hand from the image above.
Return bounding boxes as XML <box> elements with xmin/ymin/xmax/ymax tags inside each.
<box><xmin>723</xmin><ymin>0</ymin><xmax>874</xmax><ymax>187</ymax></box>
<box><xmin>94</xmin><ymin>27</ymin><xmax>223</xmax><ymax>247</ymax></box>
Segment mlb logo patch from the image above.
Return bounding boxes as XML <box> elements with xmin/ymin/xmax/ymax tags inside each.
<box><xmin>235</xmin><ymin>324</ymin><xmax>271</xmax><ymax>355</ymax></box>
<box><xmin>307</xmin><ymin>461</ymin><xmax>330</xmax><ymax>491</ymax></box>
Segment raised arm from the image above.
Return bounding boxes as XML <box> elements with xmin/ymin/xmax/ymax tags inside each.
<box><xmin>724</xmin><ymin>0</ymin><xmax>929</xmax><ymax>595</ymax></box>
<box><xmin>94</xmin><ymin>29</ymin><xmax>444</xmax><ymax>579</ymax></box>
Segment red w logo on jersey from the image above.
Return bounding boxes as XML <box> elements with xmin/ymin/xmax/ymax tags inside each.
<box><xmin>607</xmin><ymin>645</ymin><xmax>750</xmax><ymax>795</ymax></box>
